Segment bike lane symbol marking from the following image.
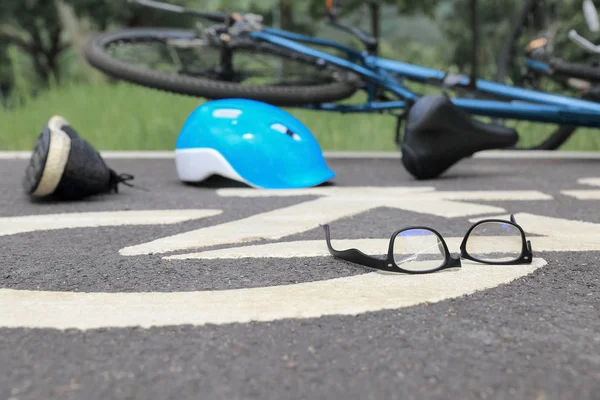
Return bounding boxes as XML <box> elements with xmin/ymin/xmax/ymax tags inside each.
<box><xmin>120</xmin><ymin>187</ymin><xmax>551</xmax><ymax>256</ymax></box>
<box><xmin>0</xmin><ymin>187</ymin><xmax>575</xmax><ymax>330</ymax></box>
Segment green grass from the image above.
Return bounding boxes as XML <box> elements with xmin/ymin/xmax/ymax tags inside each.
<box><xmin>0</xmin><ymin>82</ymin><xmax>399</xmax><ymax>151</ymax></box>
<box><xmin>1</xmin><ymin>81</ymin><xmax>600</xmax><ymax>152</ymax></box>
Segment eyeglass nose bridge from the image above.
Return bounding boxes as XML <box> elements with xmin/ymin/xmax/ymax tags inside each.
<box><xmin>447</xmin><ymin>253</ymin><xmax>462</xmax><ymax>269</ymax></box>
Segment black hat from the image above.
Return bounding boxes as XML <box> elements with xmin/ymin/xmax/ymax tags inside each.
<box><xmin>23</xmin><ymin>116</ymin><xmax>134</xmax><ymax>200</ymax></box>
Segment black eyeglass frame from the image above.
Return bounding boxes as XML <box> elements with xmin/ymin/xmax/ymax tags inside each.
<box><xmin>323</xmin><ymin>224</ymin><xmax>462</xmax><ymax>275</ymax></box>
<box><xmin>323</xmin><ymin>214</ymin><xmax>533</xmax><ymax>275</ymax></box>
<box><xmin>459</xmin><ymin>215</ymin><xmax>533</xmax><ymax>265</ymax></box>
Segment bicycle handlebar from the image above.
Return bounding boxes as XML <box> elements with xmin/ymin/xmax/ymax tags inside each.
<box><xmin>328</xmin><ymin>20</ymin><xmax>378</xmax><ymax>49</ymax></box>
<box><xmin>324</xmin><ymin>0</ymin><xmax>378</xmax><ymax>53</ymax></box>
<box><xmin>130</xmin><ymin>0</ymin><xmax>377</xmax><ymax>51</ymax></box>
<box><xmin>583</xmin><ymin>0</ymin><xmax>600</xmax><ymax>32</ymax></box>
<box><xmin>128</xmin><ymin>0</ymin><xmax>227</xmax><ymax>23</ymax></box>
<box><xmin>568</xmin><ymin>29</ymin><xmax>600</xmax><ymax>54</ymax></box>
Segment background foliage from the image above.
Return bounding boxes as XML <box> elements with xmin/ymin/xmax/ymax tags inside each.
<box><xmin>2</xmin><ymin>0</ymin><xmax>600</xmax><ymax>151</ymax></box>
<box><xmin>1</xmin><ymin>0</ymin><xmax>594</xmax><ymax>102</ymax></box>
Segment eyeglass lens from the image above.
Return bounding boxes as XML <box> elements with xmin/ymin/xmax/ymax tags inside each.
<box><xmin>393</xmin><ymin>228</ymin><xmax>447</xmax><ymax>272</ymax></box>
<box><xmin>465</xmin><ymin>222</ymin><xmax>523</xmax><ymax>263</ymax></box>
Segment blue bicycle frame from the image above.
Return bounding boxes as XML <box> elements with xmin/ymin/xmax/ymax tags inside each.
<box><xmin>248</xmin><ymin>27</ymin><xmax>600</xmax><ymax>128</ymax></box>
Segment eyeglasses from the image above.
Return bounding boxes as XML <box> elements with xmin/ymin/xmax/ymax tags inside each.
<box><xmin>322</xmin><ymin>215</ymin><xmax>533</xmax><ymax>274</ymax></box>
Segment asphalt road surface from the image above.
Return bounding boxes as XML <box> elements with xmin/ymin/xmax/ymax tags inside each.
<box><xmin>0</xmin><ymin>152</ymin><xmax>599</xmax><ymax>400</ymax></box>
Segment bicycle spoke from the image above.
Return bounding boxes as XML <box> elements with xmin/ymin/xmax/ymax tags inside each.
<box><xmin>103</xmin><ymin>38</ymin><xmax>338</xmax><ymax>88</ymax></box>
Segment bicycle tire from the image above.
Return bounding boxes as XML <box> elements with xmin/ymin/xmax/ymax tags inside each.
<box><xmin>84</xmin><ymin>28</ymin><xmax>361</xmax><ymax>106</ymax></box>
<box><xmin>494</xmin><ymin>0</ymin><xmax>578</xmax><ymax>150</ymax></box>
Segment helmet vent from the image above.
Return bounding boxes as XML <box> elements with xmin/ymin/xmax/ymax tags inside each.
<box><xmin>271</xmin><ymin>123</ymin><xmax>300</xmax><ymax>141</ymax></box>
<box><xmin>213</xmin><ymin>108</ymin><xmax>242</xmax><ymax>118</ymax></box>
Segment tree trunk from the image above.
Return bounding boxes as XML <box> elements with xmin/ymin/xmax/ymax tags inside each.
<box><xmin>32</xmin><ymin>54</ymin><xmax>50</xmax><ymax>86</ymax></box>
<box><xmin>369</xmin><ymin>2</ymin><xmax>380</xmax><ymax>40</ymax></box>
<box><xmin>279</xmin><ymin>0</ymin><xmax>294</xmax><ymax>31</ymax></box>
<box><xmin>55</xmin><ymin>0</ymin><xmax>103</xmax><ymax>83</ymax></box>
<box><xmin>278</xmin><ymin>0</ymin><xmax>295</xmax><ymax>79</ymax></box>
<box><xmin>469</xmin><ymin>0</ymin><xmax>478</xmax><ymax>89</ymax></box>
<box><xmin>46</xmin><ymin>25</ymin><xmax>63</xmax><ymax>84</ymax></box>
<box><xmin>28</xmin><ymin>26</ymin><xmax>52</xmax><ymax>86</ymax></box>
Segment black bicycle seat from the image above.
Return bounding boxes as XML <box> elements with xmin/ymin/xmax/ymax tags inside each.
<box><xmin>401</xmin><ymin>94</ymin><xmax>518</xmax><ymax>180</ymax></box>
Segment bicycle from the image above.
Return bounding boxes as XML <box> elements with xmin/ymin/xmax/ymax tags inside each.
<box><xmin>496</xmin><ymin>0</ymin><xmax>600</xmax><ymax>149</ymax></box>
<box><xmin>83</xmin><ymin>0</ymin><xmax>600</xmax><ymax>156</ymax></box>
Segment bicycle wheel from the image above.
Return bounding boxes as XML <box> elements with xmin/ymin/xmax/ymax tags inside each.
<box><xmin>84</xmin><ymin>28</ymin><xmax>361</xmax><ymax>106</ymax></box>
<box><xmin>495</xmin><ymin>0</ymin><xmax>578</xmax><ymax>150</ymax></box>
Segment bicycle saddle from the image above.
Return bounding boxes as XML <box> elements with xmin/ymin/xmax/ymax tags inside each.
<box><xmin>400</xmin><ymin>94</ymin><xmax>518</xmax><ymax>180</ymax></box>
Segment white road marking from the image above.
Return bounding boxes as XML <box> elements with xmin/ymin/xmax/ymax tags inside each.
<box><xmin>119</xmin><ymin>195</ymin><xmax>407</xmax><ymax>256</ymax></box>
<box><xmin>470</xmin><ymin>213</ymin><xmax>600</xmax><ymax>236</ymax></box>
<box><xmin>0</xmin><ymin>210</ymin><xmax>221</xmax><ymax>237</ymax></box>
<box><xmin>0</xmin><ymin>151</ymin><xmax>43</xmax><ymax>160</ymax></box>
<box><xmin>561</xmin><ymin>177</ymin><xmax>600</xmax><ymax>199</ymax></box>
<box><xmin>165</xmin><ymin>239</ymin><xmax>392</xmax><ymax>259</ymax></box>
<box><xmin>561</xmin><ymin>190</ymin><xmax>600</xmax><ymax>200</ymax></box>
<box><xmin>429</xmin><ymin>191</ymin><xmax>553</xmax><ymax>200</ymax></box>
<box><xmin>577</xmin><ymin>177</ymin><xmax>600</xmax><ymax>187</ymax></box>
<box><xmin>470</xmin><ymin>151</ymin><xmax>600</xmax><ymax>159</ymax></box>
<box><xmin>0</xmin><ymin>259</ymin><xmax>545</xmax><ymax>330</ymax></box>
<box><xmin>215</xmin><ymin>187</ymin><xmax>436</xmax><ymax>197</ymax></box>
<box><xmin>121</xmin><ymin>188</ymin><xmax>552</xmax><ymax>256</ymax></box>
<box><xmin>166</xmin><ymin>235</ymin><xmax>600</xmax><ymax>260</ymax></box>
<box><xmin>216</xmin><ymin>187</ymin><xmax>552</xmax><ymax>200</ymax></box>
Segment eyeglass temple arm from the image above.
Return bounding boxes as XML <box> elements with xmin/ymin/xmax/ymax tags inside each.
<box><xmin>322</xmin><ymin>225</ymin><xmax>389</xmax><ymax>270</ymax></box>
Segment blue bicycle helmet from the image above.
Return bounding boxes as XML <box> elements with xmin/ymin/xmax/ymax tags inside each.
<box><xmin>175</xmin><ymin>98</ymin><xmax>335</xmax><ymax>189</ymax></box>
